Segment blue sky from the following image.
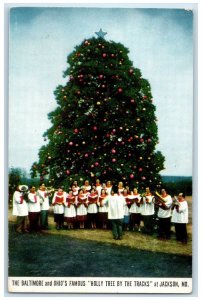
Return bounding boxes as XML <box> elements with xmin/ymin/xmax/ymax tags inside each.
<box><xmin>9</xmin><ymin>7</ymin><xmax>193</xmax><ymax>176</ymax></box>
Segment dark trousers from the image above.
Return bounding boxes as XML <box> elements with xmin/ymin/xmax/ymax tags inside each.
<box><xmin>16</xmin><ymin>216</ymin><xmax>26</xmax><ymax>232</ymax></box>
<box><xmin>111</xmin><ymin>219</ymin><xmax>123</xmax><ymax>239</ymax></box>
<box><xmin>40</xmin><ymin>210</ymin><xmax>49</xmax><ymax>229</ymax></box>
<box><xmin>158</xmin><ymin>217</ymin><xmax>171</xmax><ymax>239</ymax></box>
<box><xmin>142</xmin><ymin>215</ymin><xmax>154</xmax><ymax>234</ymax></box>
<box><xmin>88</xmin><ymin>213</ymin><xmax>98</xmax><ymax>223</ymax></box>
<box><xmin>54</xmin><ymin>213</ymin><xmax>64</xmax><ymax>229</ymax></box>
<box><xmin>131</xmin><ymin>213</ymin><xmax>141</xmax><ymax>227</ymax></box>
<box><xmin>29</xmin><ymin>212</ymin><xmax>40</xmax><ymax>232</ymax></box>
<box><xmin>174</xmin><ymin>223</ymin><xmax>187</xmax><ymax>243</ymax></box>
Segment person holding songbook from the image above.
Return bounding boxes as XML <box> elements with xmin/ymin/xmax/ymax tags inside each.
<box><xmin>141</xmin><ymin>187</ymin><xmax>154</xmax><ymax>235</ymax></box>
<box><xmin>28</xmin><ymin>186</ymin><xmax>41</xmax><ymax>232</ymax></box>
<box><xmin>106</xmin><ymin>181</ymin><xmax>113</xmax><ymax>195</ymax></box>
<box><xmin>129</xmin><ymin>188</ymin><xmax>142</xmax><ymax>232</ymax></box>
<box><xmin>76</xmin><ymin>189</ymin><xmax>88</xmax><ymax>229</ymax></box>
<box><xmin>123</xmin><ymin>188</ymin><xmax>131</xmax><ymax>231</ymax></box>
<box><xmin>52</xmin><ymin>187</ymin><xmax>66</xmax><ymax>230</ymax></box>
<box><xmin>156</xmin><ymin>188</ymin><xmax>173</xmax><ymax>240</ymax></box>
<box><xmin>98</xmin><ymin>189</ymin><xmax>108</xmax><ymax>229</ymax></box>
<box><xmin>87</xmin><ymin>188</ymin><xmax>98</xmax><ymax>229</ymax></box>
<box><xmin>118</xmin><ymin>181</ymin><xmax>124</xmax><ymax>195</ymax></box>
<box><xmin>64</xmin><ymin>190</ymin><xmax>77</xmax><ymax>229</ymax></box>
<box><xmin>95</xmin><ymin>179</ymin><xmax>102</xmax><ymax>197</ymax></box>
<box><xmin>171</xmin><ymin>193</ymin><xmax>188</xmax><ymax>244</ymax></box>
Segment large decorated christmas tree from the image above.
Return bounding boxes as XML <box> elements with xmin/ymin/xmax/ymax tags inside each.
<box><xmin>31</xmin><ymin>29</ymin><xmax>165</xmax><ymax>191</ymax></box>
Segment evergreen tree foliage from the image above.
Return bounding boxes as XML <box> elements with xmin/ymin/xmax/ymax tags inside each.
<box><xmin>31</xmin><ymin>33</ymin><xmax>165</xmax><ymax>191</ymax></box>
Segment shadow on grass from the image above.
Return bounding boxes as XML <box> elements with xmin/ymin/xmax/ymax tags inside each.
<box><xmin>8</xmin><ymin>225</ymin><xmax>192</xmax><ymax>278</ymax></box>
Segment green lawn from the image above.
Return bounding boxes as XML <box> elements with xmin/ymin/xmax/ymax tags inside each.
<box><xmin>8</xmin><ymin>224</ymin><xmax>192</xmax><ymax>278</ymax></box>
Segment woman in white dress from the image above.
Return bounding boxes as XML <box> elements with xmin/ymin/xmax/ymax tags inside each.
<box><xmin>128</xmin><ymin>188</ymin><xmax>142</xmax><ymax>231</ymax></box>
<box><xmin>98</xmin><ymin>189</ymin><xmax>108</xmax><ymax>229</ymax></box>
<box><xmin>76</xmin><ymin>189</ymin><xmax>88</xmax><ymax>229</ymax></box>
<box><xmin>123</xmin><ymin>188</ymin><xmax>131</xmax><ymax>231</ymax></box>
<box><xmin>87</xmin><ymin>188</ymin><xmax>98</xmax><ymax>229</ymax></box>
<box><xmin>64</xmin><ymin>190</ymin><xmax>76</xmax><ymax>229</ymax></box>
<box><xmin>52</xmin><ymin>187</ymin><xmax>66</xmax><ymax>230</ymax></box>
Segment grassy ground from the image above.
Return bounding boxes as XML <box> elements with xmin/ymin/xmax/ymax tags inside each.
<box><xmin>8</xmin><ymin>197</ymin><xmax>192</xmax><ymax>278</ymax></box>
<box><xmin>8</xmin><ymin>225</ymin><xmax>192</xmax><ymax>278</ymax></box>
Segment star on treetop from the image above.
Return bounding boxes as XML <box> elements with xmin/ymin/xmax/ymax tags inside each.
<box><xmin>95</xmin><ymin>28</ymin><xmax>107</xmax><ymax>39</ymax></box>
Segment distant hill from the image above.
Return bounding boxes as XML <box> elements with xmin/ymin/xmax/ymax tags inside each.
<box><xmin>161</xmin><ymin>176</ymin><xmax>192</xmax><ymax>195</ymax></box>
<box><xmin>162</xmin><ymin>176</ymin><xmax>192</xmax><ymax>183</ymax></box>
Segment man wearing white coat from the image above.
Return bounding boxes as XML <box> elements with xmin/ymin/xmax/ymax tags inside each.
<box><xmin>104</xmin><ymin>188</ymin><xmax>125</xmax><ymax>240</ymax></box>
<box><xmin>12</xmin><ymin>185</ymin><xmax>29</xmax><ymax>233</ymax></box>
<box><xmin>171</xmin><ymin>193</ymin><xmax>188</xmax><ymax>244</ymax></box>
<box><xmin>157</xmin><ymin>189</ymin><xmax>173</xmax><ymax>240</ymax></box>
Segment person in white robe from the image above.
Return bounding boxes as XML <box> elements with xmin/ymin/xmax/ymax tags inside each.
<box><xmin>64</xmin><ymin>190</ymin><xmax>76</xmax><ymax>229</ymax></box>
<box><xmin>76</xmin><ymin>189</ymin><xmax>88</xmax><ymax>229</ymax></box>
<box><xmin>37</xmin><ymin>183</ymin><xmax>50</xmax><ymax>230</ymax></box>
<box><xmin>171</xmin><ymin>193</ymin><xmax>188</xmax><ymax>244</ymax></box>
<box><xmin>28</xmin><ymin>186</ymin><xmax>41</xmax><ymax>232</ymax></box>
<box><xmin>12</xmin><ymin>185</ymin><xmax>29</xmax><ymax>233</ymax></box>
<box><xmin>98</xmin><ymin>189</ymin><xmax>108</xmax><ymax>229</ymax></box>
<box><xmin>129</xmin><ymin>188</ymin><xmax>142</xmax><ymax>231</ymax></box>
<box><xmin>52</xmin><ymin>187</ymin><xmax>66</xmax><ymax>230</ymax></box>
<box><xmin>141</xmin><ymin>187</ymin><xmax>155</xmax><ymax>235</ymax></box>
<box><xmin>156</xmin><ymin>189</ymin><xmax>173</xmax><ymax>240</ymax></box>
<box><xmin>103</xmin><ymin>188</ymin><xmax>125</xmax><ymax>240</ymax></box>
<box><xmin>87</xmin><ymin>188</ymin><xmax>98</xmax><ymax>229</ymax></box>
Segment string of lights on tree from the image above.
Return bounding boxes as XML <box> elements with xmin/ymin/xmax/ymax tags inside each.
<box><xmin>31</xmin><ymin>29</ymin><xmax>165</xmax><ymax>191</ymax></box>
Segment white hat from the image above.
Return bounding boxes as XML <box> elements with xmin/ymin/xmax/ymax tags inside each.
<box><xmin>19</xmin><ymin>185</ymin><xmax>28</xmax><ymax>192</ymax></box>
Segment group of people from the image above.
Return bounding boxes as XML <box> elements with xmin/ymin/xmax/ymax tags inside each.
<box><xmin>12</xmin><ymin>179</ymin><xmax>189</xmax><ymax>244</ymax></box>
<box><xmin>12</xmin><ymin>183</ymin><xmax>50</xmax><ymax>233</ymax></box>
